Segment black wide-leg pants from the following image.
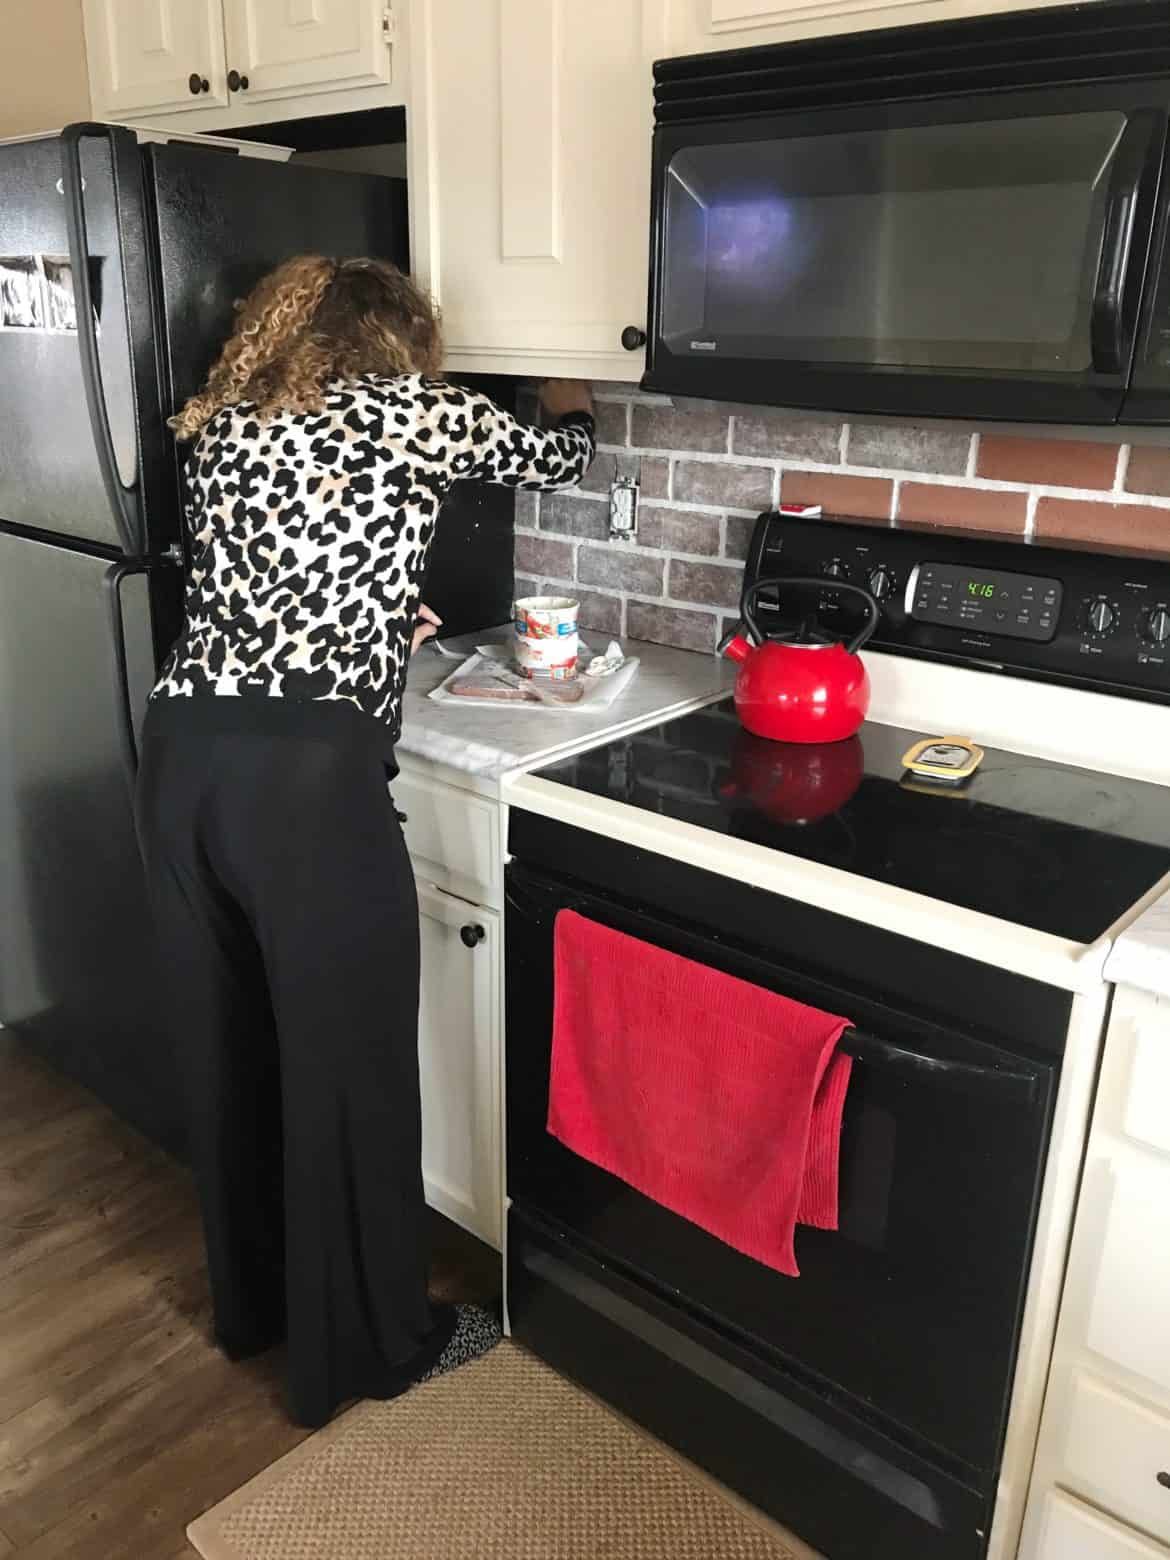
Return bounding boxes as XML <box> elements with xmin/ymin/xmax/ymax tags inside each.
<box><xmin>135</xmin><ymin>695</ymin><xmax>453</xmax><ymax>1427</ymax></box>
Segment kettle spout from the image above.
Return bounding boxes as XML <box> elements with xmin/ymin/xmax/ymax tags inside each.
<box><xmin>722</xmin><ymin>632</ymin><xmax>753</xmax><ymax>665</ymax></box>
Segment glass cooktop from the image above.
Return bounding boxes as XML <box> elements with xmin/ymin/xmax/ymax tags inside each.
<box><xmin>533</xmin><ymin>699</ymin><xmax>1170</xmax><ymax>945</ymax></box>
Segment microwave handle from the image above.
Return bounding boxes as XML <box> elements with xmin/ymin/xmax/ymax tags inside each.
<box><xmin>1091</xmin><ymin>112</ymin><xmax>1158</xmax><ymax>376</ymax></box>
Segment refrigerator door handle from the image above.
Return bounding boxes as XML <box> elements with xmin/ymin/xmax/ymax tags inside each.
<box><xmin>60</xmin><ymin>123</ymin><xmax>144</xmax><ymax>558</ymax></box>
<box><xmin>105</xmin><ymin>558</ymin><xmax>149</xmax><ymax>791</ymax></box>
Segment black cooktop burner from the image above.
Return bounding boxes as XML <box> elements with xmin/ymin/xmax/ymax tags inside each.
<box><xmin>533</xmin><ymin>699</ymin><xmax>1170</xmax><ymax>945</ymax></box>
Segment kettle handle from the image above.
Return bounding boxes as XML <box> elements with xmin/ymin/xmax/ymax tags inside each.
<box><xmin>743</xmin><ymin>577</ymin><xmax>880</xmax><ymax>656</ymax></box>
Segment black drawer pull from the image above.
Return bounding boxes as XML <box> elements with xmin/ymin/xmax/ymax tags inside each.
<box><xmin>1157</xmin><ymin>1471</ymin><xmax>1170</xmax><ymax>1490</ymax></box>
<box><xmin>460</xmin><ymin>924</ymin><xmax>486</xmax><ymax>949</ymax></box>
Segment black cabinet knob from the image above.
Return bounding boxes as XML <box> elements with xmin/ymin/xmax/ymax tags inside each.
<box><xmin>1157</xmin><ymin>1470</ymin><xmax>1170</xmax><ymax>1490</ymax></box>
<box><xmin>621</xmin><ymin>326</ymin><xmax>647</xmax><ymax>351</ymax></box>
<box><xmin>460</xmin><ymin>924</ymin><xmax>486</xmax><ymax>949</ymax></box>
<box><xmin>188</xmin><ymin>73</ymin><xmax>206</xmax><ymax>95</ymax></box>
<box><xmin>227</xmin><ymin>69</ymin><xmax>250</xmax><ymax>92</ymax></box>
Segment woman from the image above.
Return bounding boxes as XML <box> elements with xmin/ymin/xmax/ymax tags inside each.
<box><xmin>136</xmin><ymin>254</ymin><xmax>595</xmax><ymax>1427</ymax></box>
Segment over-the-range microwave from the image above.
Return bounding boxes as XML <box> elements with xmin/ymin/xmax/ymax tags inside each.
<box><xmin>642</xmin><ymin>0</ymin><xmax>1170</xmax><ymax>425</ymax></box>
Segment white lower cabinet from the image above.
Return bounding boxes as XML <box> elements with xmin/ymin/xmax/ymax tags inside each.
<box><xmin>1021</xmin><ymin>986</ymin><xmax>1170</xmax><ymax>1560</ymax></box>
<box><xmin>1031</xmin><ymin>1493</ymin><xmax>1169</xmax><ymax>1560</ymax></box>
<box><xmin>417</xmin><ymin>882</ymin><xmax>501</xmax><ymax>1249</ymax></box>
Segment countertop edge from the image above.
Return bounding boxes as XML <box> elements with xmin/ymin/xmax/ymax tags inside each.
<box><xmin>1104</xmin><ymin>881</ymin><xmax>1170</xmax><ymax>999</ymax></box>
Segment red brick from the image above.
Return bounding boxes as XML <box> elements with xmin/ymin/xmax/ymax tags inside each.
<box><xmin>976</xmin><ymin>435</ymin><xmax>1119</xmax><ymax>490</ymax></box>
<box><xmin>781</xmin><ymin>470</ymin><xmax>893</xmax><ymax>520</ymax></box>
<box><xmin>897</xmin><ymin>484</ymin><xmax>1027</xmax><ymax>534</ymax></box>
<box><xmin>1034</xmin><ymin>498</ymin><xmax>1170</xmax><ymax>555</ymax></box>
<box><xmin>1125</xmin><ymin>446</ymin><xmax>1170</xmax><ymax>499</ymax></box>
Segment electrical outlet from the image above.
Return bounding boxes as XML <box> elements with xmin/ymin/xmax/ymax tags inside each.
<box><xmin>609</xmin><ymin>474</ymin><xmax>639</xmax><ymax>540</ymax></box>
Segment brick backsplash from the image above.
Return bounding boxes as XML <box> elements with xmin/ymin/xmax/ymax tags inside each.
<box><xmin>513</xmin><ymin>384</ymin><xmax>1170</xmax><ymax>656</ymax></box>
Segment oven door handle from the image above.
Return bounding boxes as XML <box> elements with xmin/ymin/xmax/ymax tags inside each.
<box><xmin>840</xmin><ymin>1028</ymin><xmax>1040</xmax><ymax>1100</ymax></box>
<box><xmin>508</xmin><ymin>871</ymin><xmax>1044</xmax><ymax>1101</ymax></box>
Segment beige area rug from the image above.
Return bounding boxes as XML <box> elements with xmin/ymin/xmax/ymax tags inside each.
<box><xmin>188</xmin><ymin>1341</ymin><xmax>808</xmax><ymax>1560</ymax></box>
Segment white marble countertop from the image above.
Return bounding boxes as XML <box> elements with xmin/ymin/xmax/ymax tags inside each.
<box><xmin>1105</xmin><ymin>888</ymin><xmax>1170</xmax><ymax>998</ymax></box>
<box><xmin>397</xmin><ymin>627</ymin><xmax>734</xmax><ymax>781</ymax></box>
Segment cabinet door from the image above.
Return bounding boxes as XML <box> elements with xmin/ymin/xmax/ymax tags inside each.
<box><xmin>1030</xmin><ymin>1492</ymin><xmax>1168</xmax><ymax>1560</ymax></box>
<box><xmin>222</xmin><ymin>0</ymin><xmax>393</xmax><ymax>102</ymax></box>
<box><xmin>83</xmin><ymin>0</ymin><xmax>228</xmax><ymax>117</ymax></box>
<box><xmin>422</xmin><ymin>0</ymin><xmax>659</xmax><ymax>380</ymax></box>
<box><xmin>417</xmin><ymin>888</ymin><xmax>500</xmax><ymax>1249</ymax></box>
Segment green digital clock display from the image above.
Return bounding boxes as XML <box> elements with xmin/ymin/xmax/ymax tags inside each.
<box><xmin>966</xmin><ymin>580</ymin><xmax>996</xmax><ymax>599</ymax></box>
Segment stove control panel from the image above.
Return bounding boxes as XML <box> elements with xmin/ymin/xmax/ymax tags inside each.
<box><xmin>745</xmin><ymin>512</ymin><xmax>1170</xmax><ymax>704</ymax></box>
<box><xmin>907</xmin><ymin>563</ymin><xmax>1062</xmax><ymax>643</ymax></box>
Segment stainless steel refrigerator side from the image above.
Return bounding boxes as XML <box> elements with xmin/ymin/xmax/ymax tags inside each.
<box><xmin>0</xmin><ymin>528</ymin><xmax>184</xmax><ymax>1155</ymax></box>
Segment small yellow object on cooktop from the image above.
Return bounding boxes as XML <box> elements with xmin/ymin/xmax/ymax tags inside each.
<box><xmin>901</xmin><ymin>735</ymin><xmax>985</xmax><ymax>781</ymax></box>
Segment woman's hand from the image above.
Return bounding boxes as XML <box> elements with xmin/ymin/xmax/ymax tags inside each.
<box><xmin>411</xmin><ymin>602</ymin><xmax>442</xmax><ymax>656</ymax></box>
<box><xmin>539</xmin><ymin>379</ymin><xmax>593</xmax><ymax>420</ymax></box>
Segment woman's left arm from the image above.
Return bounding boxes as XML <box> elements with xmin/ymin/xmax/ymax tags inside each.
<box><xmin>453</xmin><ymin>386</ymin><xmax>596</xmax><ymax>492</ymax></box>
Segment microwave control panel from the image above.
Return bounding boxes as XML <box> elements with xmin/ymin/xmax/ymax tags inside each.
<box><xmin>746</xmin><ymin>512</ymin><xmax>1170</xmax><ymax>704</ymax></box>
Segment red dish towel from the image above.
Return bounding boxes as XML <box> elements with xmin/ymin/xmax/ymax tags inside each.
<box><xmin>547</xmin><ymin>911</ymin><xmax>853</xmax><ymax>1277</ymax></box>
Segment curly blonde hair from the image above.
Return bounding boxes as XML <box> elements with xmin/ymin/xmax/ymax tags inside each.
<box><xmin>169</xmin><ymin>255</ymin><xmax>443</xmax><ymax>441</ymax></box>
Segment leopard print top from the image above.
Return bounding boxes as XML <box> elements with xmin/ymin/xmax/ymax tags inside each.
<box><xmin>153</xmin><ymin>375</ymin><xmax>595</xmax><ymax>739</ymax></box>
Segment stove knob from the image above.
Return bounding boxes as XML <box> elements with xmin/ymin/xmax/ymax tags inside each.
<box><xmin>1085</xmin><ymin>596</ymin><xmax>1117</xmax><ymax>636</ymax></box>
<box><xmin>822</xmin><ymin>558</ymin><xmax>849</xmax><ymax>581</ymax></box>
<box><xmin>1141</xmin><ymin>604</ymin><xmax>1170</xmax><ymax>645</ymax></box>
<box><xmin>867</xmin><ymin>566</ymin><xmax>895</xmax><ymax>602</ymax></box>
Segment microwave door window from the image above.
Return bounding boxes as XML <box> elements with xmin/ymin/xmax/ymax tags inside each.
<box><xmin>660</xmin><ymin>110</ymin><xmax>1129</xmax><ymax>375</ymax></box>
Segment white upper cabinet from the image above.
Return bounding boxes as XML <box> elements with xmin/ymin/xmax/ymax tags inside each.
<box><xmin>222</xmin><ymin>0</ymin><xmax>394</xmax><ymax>102</ymax></box>
<box><xmin>85</xmin><ymin>0</ymin><xmax>401</xmax><ymax>124</ymax></box>
<box><xmin>83</xmin><ymin>0</ymin><xmax>229</xmax><ymax>116</ymax></box>
<box><xmin>414</xmin><ymin>0</ymin><xmax>663</xmax><ymax>381</ymax></box>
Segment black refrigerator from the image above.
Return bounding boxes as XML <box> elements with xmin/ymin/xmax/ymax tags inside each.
<box><xmin>0</xmin><ymin>123</ymin><xmax>512</xmax><ymax>1157</ymax></box>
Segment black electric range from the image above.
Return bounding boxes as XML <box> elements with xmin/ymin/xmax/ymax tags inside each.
<box><xmin>530</xmin><ymin>697</ymin><xmax>1170</xmax><ymax>946</ymax></box>
<box><xmin>504</xmin><ymin>518</ymin><xmax>1170</xmax><ymax>1560</ymax></box>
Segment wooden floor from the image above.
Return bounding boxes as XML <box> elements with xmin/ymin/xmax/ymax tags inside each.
<box><xmin>0</xmin><ymin>1033</ymin><xmax>500</xmax><ymax>1560</ymax></box>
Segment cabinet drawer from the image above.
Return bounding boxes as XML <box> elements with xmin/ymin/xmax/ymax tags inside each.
<box><xmin>1033</xmin><ymin>1491</ymin><xmax>1168</xmax><ymax>1560</ymax></box>
<box><xmin>1087</xmin><ymin>1151</ymin><xmax>1170</xmax><ymax>1393</ymax></box>
<box><xmin>1060</xmin><ymin>1373</ymin><xmax>1170</xmax><ymax>1546</ymax></box>
<box><xmin>393</xmin><ymin>770</ymin><xmax>499</xmax><ymax>907</ymax></box>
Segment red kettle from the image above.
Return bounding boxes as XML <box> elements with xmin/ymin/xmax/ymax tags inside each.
<box><xmin>722</xmin><ymin>577</ymin><xmax>879</xmax><ymax>743</ymax></box>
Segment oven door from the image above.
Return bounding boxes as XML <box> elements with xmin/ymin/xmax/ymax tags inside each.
<box><xmin>505</xmin><ymin>858</ymin><xmax>1056</xmax><ymax>1483</ymax></box>
<box><xmin>645</xmin><ymin>83</ymin><xmax>1169</xmax><ymax>423</ymax></box>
